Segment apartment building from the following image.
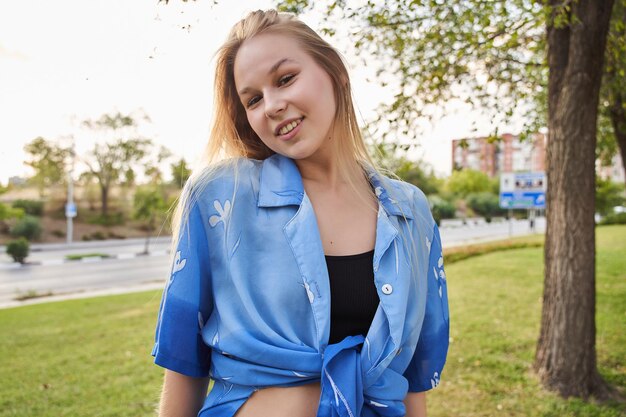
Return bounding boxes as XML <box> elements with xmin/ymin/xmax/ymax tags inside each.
<box><xmin>451</xmin><ymin>133</ymin><xmax>547</xmax><ymax>177</ymax></box>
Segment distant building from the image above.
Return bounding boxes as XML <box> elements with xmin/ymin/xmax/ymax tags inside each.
<box><xmin>8</xmin><ymin>176</ymin><xmax>27</xmax><ymax>186</ymax></box>
<box><xmin>452</xmin><ymin>133</ymin><xmax>547</xmax><ymax>177</ymax></box>
<box><xmin>452</xmin><ymin>133</ymin><xmax>626</xmax><ymax>183</ymax></box>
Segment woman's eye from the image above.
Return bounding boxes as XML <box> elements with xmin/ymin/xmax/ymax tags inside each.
<box><xmin>278</xmin><ymin>74</ymin><xmax>295</xmax><ymax>86</ymax></box>
<box><xmin>247</xmin><ymin>96</ymin><xmax>261</xmax><ymax>108</ymax></box>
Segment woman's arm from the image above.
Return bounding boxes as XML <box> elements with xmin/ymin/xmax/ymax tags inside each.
<box><xmin>158</xmin><ymin>370</ymin><xmax>210</xmax><ymax>417</ymax></box>
<box><xmin>404</xmin><ymin>392</ymin><xmax>427</xmax><ymax>417</ymax></box>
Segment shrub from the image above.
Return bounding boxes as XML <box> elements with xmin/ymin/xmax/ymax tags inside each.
<box><xmin>90</xmin><ymin>231</ymin><xmax>107</xmax><ymax>240</ymax></box>
<box><xmin>51</xmin><ymin>229</ymin><xmax>66</xmax><ymax>238</ymax></box>
<box><xmin>10</xmin><ymin>215</ymin><xmax>43</xmax><ymax>241</ymax></box>
<box><xmin>599</xmin><ymin>212</ymin><xmax>626</xmax><ymax>225</ymax></box>
<box><xmin>466</xmin><ymin>192</ymin><xmax>506</xmax><ymax>222</ymax></box>
<box><xmin>6</xmin><ymin>238</ymin><xmax>30</xmax><ymax>264</ymax></box>
<box><xmin>87</xmin><ymin>212</ymin><xmax>125</xmax><ymax>227</ymax></box>
<box><xmin>12</xmin><ymin>199</ymin><xmax>44</xmax><ymax>216</ymax></box>
<box><xmin>429</xmin><ymin>195</ymin><xmax>456</xmax><ymax>225</ymax></box>
<box><xmin>0</xmin><ymin>202</ymin><xmax>24</xmax><ymax>222</ymax></box>
<box><xmin>107</xmin><ymin>231</ymin><xmax>126</xmax><ymax>239</ymax></box>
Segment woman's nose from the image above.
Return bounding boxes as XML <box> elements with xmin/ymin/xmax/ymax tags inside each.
<box><xmin>264</xmin><ymin>92</ymin><xmax>286</xmax><ymax>118</ymax></box>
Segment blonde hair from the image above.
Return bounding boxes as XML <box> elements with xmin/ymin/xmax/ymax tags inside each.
<box><xmin>170</xmin><ymin>9</ymin><xmax>380</xmax><ymax>245</ymax></box>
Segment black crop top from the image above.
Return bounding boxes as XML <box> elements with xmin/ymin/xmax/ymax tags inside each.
<box><xmin>325</xmin><ymin>249</ymin><xmax>379</xmax><ymax>345</ymax></box>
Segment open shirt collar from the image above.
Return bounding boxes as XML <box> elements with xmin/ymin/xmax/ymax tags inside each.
<box><xmin>258</xmin><ymin>154</ymin><xmax>414</xmax><ymax>220</ymax></box>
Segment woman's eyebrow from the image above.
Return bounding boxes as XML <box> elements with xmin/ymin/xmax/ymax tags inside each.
<box><xmin>268</xmin><ymin>58</ymin><xmax>296</xmax><ymax>75</ymax></box>
<box><xmin>238</xmin><ymin>58</ymin><xmax>298</xmax><ymax>96</ymax></box>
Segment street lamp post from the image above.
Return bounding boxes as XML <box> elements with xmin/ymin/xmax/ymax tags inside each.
<box><xmin>65</xmin><ymin>138</ymin><xmax>77</xmax><ymax>244</ymax></box>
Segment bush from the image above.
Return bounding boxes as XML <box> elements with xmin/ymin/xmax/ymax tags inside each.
<box><xmin>87</xmin><ymin>212</ymin><xmax>125</xmax><ymax>227</ymax></box>
<box><xmin>91</xmin><ymin>231</ymin><xmax>106</xmax><ymax>240</ymax></box>
<box><xmin>0</xmin><ymin>202</ymin><xmax>24</xmax><ymax>222</ymax></box>
<box><xmin>82</xmin><ymin>231</ymin><xmax>107</xmax><ymax>241</ymax></box>
<box><xmin>12</xmin><ymin>199</ymin><xmax>44</xmax><ymax>216</ymax></box>
<box><xmin>466</xmin><ymin>192</ymin><xmax>506</xmax><ymax>222</ymax></box>
<box><xmin>429</xmin><ymin>195</ymin><xmax>456</xmax><ymax>225</ymax></box>
<box><xmin>599</xmin><ymin>212</ymin><xmax>626</xmax><ymax>225</ymax></box>
<box><xmin>10</xmin><ymin>215</ymin><xmax>43</xmax><ymax>241</ymax></box>
<box><xmin>107</xmin><ymin>231</ymin><xmax>126</xmax><ymax>239</ymax></box>
<box><xmin>6</xmin><ymin>238</ymin><xmax>30</xmax><ymax>264</ymax></box>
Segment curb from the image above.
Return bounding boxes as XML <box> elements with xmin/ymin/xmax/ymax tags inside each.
<box><xmin>0</xmin><ymin>250</ymin><xmax>171</xmax><ymax>270</ymax></box>
<box><xmin>0</xmin><ymin>282</ymin><xmax>167</xmax><ymax>309</ymax></box>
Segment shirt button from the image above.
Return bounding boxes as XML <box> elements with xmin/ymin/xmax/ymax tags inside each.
<box><xmin>381</xmin><ymin>284</ymin><xmax>393</xmax><ymax>295</ymax></box>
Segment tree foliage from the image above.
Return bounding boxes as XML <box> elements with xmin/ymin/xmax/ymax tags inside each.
<box><xmin>171</xmin><ymin>157</ymin><xmax>192</xmax><ymax>188</ymax></box>
<box><xmin>445</xmin><ymin>169</ymin><xmax>496</xmax><ymax>197</ymax></box>
<box><xmin>277</xmin><ymin>0</ymin><xmax>545</xmax><ymax>142</ymax></box>
<box><xmin>0</xmin><ymin>203</ymin><xmax>24</xmax><ymax>228</ymax></box>
<box><xmin>596</xmin><ymin>177</ymin><xmax>625</xmax><ymax>216</ymax></box>
<box><xmin>133</xmin><ymin>186</ymin><xmax>167</xmax><ymax>254</ymax></box>
<box><xmin>23</xmin><ymin>137</ymin><xmax>71</xmax><ymax>197</ymax></box>
<box><xmin>276</xmin><ymin>0</ymin><xmax>626</xmax><ymax>178</ymax></box>
<box><xmin>82</xmin><ymin>112</ymin><xmax>153</xmax><ymax>217</ymax></box>
<box><xmin>598</xmin><ymin>0</ymin><xmax>626</xmax><ymax>180</ymax></box>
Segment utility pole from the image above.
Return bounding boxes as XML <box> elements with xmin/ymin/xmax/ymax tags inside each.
<box><xmin>65</xmin><ymin>137</ymin><xmax>77</xmax><ymax>243</ymax></box>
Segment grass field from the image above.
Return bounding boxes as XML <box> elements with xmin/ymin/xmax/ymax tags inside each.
<box><xmin>0</xmin><ymin>225</ymin><xmax>624</xmax><ymax>416</ymax></box>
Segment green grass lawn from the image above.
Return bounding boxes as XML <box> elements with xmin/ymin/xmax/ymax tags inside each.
<box><xmin>0</xmin><ymin>225</ymin><xmax>624</xmax><ymax>416</ymax></box>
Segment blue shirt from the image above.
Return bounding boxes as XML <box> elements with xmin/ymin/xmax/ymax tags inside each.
<box><xmin>152</xmin><ymin>154</ymin><xmax>449</xmax><ymax>417</ymax></box>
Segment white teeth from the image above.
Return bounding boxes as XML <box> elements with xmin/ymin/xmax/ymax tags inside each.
<box><xmin>278</xmin><ymin>119</ymin><xmax>301</xmax><ymax>135</ymax></box>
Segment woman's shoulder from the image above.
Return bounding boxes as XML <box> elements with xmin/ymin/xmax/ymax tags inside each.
<box><xmin>185</xmin><ymin>157</ymin><xmax>263</xmax><ymax>199</ymax></box>
<box><xmin>377</xmin><ymin>173</ymin><xmax>431</xmax><ymax>214</ymax></box>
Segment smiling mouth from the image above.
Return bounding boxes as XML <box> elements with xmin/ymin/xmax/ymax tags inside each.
<box><xmin>277</xmin><ymin>118</ymin><xmax>304</xmax><ymax>136</ymax></box>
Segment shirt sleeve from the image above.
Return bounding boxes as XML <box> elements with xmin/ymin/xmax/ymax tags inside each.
<box><xmin>404</xmin><ymin>223</ymin><xmax>450</xmax><ymax>392</ymax></box>
<box><xmin>152</xmin><ymin>202</ymin><xmax>213</xmax><ymax>377</ymax></box>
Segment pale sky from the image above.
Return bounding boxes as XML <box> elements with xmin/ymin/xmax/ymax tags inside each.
<box><xmin>0</xmin><ymin>0</ymin><xmax>512</xmax><ymax>185</ymax></box>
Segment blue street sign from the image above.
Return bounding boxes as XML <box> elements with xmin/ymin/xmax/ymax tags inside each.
<box><xmin>65</xmin><ymin>202</ymin><xmax>77</xmax><ymax>218</ymax></box>
<box><xmin>499</xmin><ymin>191</ymin><xmax>545</xmax><ymax>209</ymax></box>
<box><xmin>499</xmin><ymin>172</ymin><xmax>546</xmax><ymax>209</ymax></box>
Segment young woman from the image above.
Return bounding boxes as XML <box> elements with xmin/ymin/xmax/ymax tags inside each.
<box><xmin>152</xmin><ymin>9</ymin><xmax>449</xmax><ymax>417</ymax></box>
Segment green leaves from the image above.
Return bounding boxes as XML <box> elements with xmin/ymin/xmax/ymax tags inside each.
<box><xmin>23</xmin><ymin>137</ymin><xmax>71</xmax><ymax>197</ymax></box>
<box><xmin>445</xmin><ymin>169</ymin><xmax>496</xmax><ymax>197</ymax></box>
<box><xmin>334</xmin><ymin>1</ymin><xmax>543</xmax><ymax>141</ymax></box>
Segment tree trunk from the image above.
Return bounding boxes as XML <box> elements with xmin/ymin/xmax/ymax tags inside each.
<box><xmin>535</xmin><ymin>0</ymin><xmax>615</xmax><ymax>400</ymax></box>
<box><xmin>143</xmin><ymin>215</ymin><xmax>154</xmax><ymax>255</ymax></box>
<box><xmin>100</xmin><ymin>185</ymin><xmax>109</xmax><ymax>218</ymax></box>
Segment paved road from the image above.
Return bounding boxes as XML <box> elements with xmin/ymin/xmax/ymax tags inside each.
<box><xmin>0</xmin><ymin>236</ymin><xmax>171</xmax><ymax>265</ymax></box>
<box><xmin>0</xmin><ymin>218</ymin><xmax>545</xmax><ymax>309</ymax></box>
<box><xmin>440</xmin><ymin>217</ymin><xmax>545</xmax><ymax>247</ymax></box>
<box><xmin>0</xmin><ymin>253</ymin><xmax>171</xmax><ymax>309</ymax></box>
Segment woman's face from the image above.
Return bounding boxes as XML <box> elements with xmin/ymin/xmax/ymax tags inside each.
<box><xmin>234</xmin><ymin>32</ymin><xmax>337</xmax><ymax>162</ymax></box>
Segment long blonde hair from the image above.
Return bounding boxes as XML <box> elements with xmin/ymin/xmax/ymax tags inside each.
<box><xmin>207</xmin><ymin>9</ymin><xmax>372</xmax><ymax>163</ymax></box>
<box><xmin>171</xmin><ymin>9</ymin><xmax>379</xmax><ymax>246</ymax></box>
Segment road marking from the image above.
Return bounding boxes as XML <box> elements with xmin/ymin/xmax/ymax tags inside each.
<box><xmin>80</xmin><ymin>256</ymin><xmax>103</xmax><ymax>263</ymax></box>
<box><xmin>41</xmin><ymin>259</ymin><xmax>65</xmax><ymax>266</ymax></box>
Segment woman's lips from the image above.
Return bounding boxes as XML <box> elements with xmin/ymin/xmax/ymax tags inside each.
<box><xmin>276</xmin><ymin>117</ymin><xmax>304</xmax><ymax>141</ymax></box>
